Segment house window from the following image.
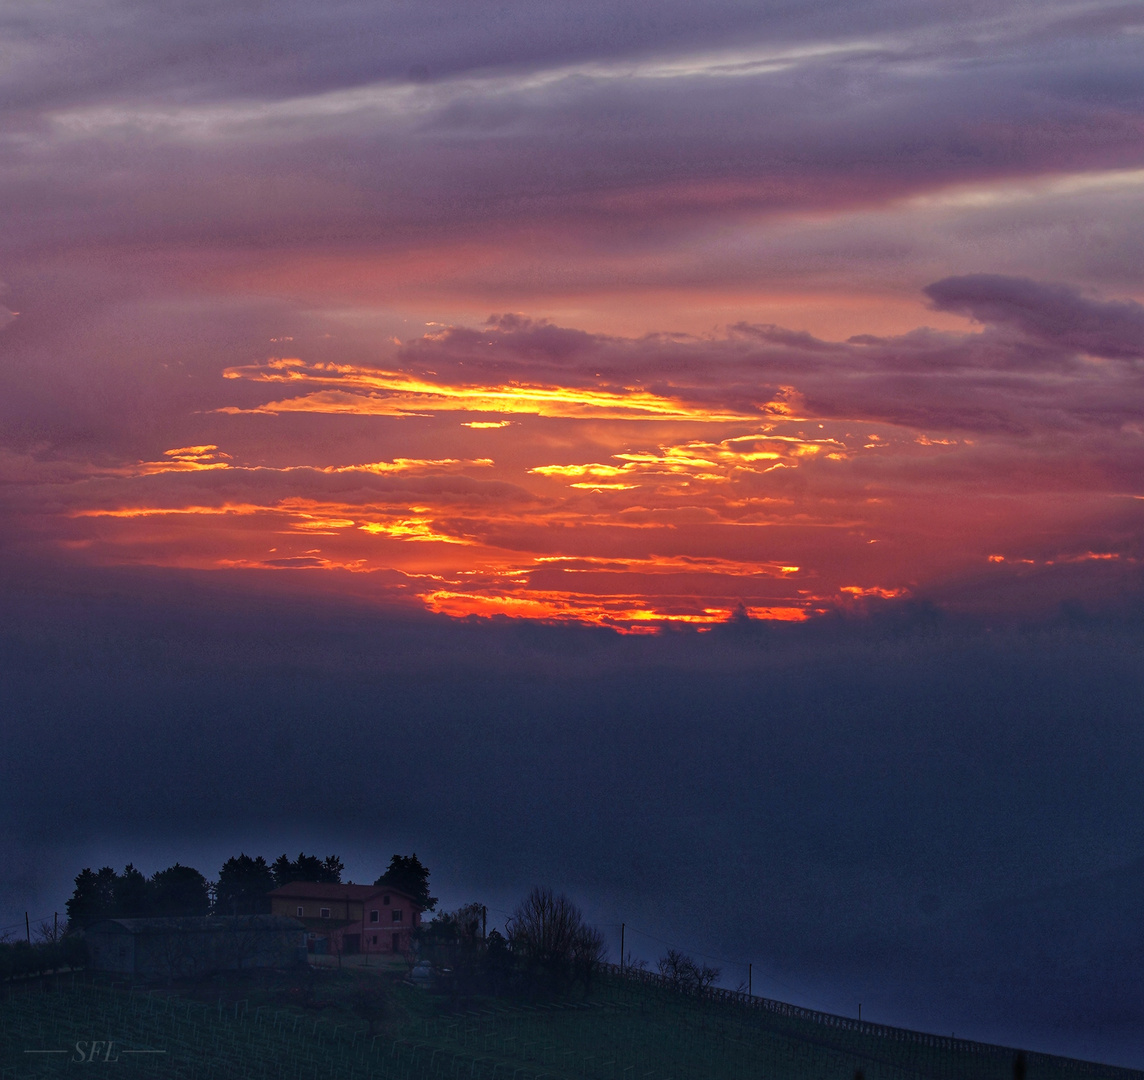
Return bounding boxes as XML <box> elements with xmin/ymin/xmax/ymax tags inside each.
<box><xmin>297</xmin><ymin>906</ymin><xmax>304</xmax><ymax>917</ymax></box>
<box><xmin>371</xmin><ymin>935</ymin><xmax>377</xmax><ymax>945</ymax></box>
<box><xmin>370</xmin><ymin>909</ymin><xmax>379</xmax><ymax>923</ymax></box>
<box><xmin>392</xmin><ymin>909</ymin><xmax>403</xmax><ymax>923</ymax></box>
<box><xmin>383</xmin><ymin>894</ymin><xmax>390</xmax><ymax>905</ymax></box>
<box><xmin>392</xmin><ymin>933</ymin><xmax>400</xmax><ymax>952</ymax></box>
<box><xmin>320</xmin><ymin>908</ymin><xmax>330</xmax><ymax>919</ymax></box>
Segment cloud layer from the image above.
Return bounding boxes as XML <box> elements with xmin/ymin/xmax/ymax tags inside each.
<box><xmin>3</xmin><ymin>273</ymin><xmax>1142</xmax><ymax>627</ymax></box>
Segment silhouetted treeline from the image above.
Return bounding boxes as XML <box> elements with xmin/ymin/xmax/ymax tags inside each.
<box><xmin>65</xmin><ymin>852</ymin><xmax>338</xmax><ymax>926</ymax></box>
<box><xmin>0</xmin><ymin>938</ymin><xmax>85</xmax><ymax>979</ymax></box>
<box><xmin>270</xmin><ymin>853</ymin><xmax>344</xmax><ymax>890</ymax></box>
<box><xmin>66</xmin><ymin>863</ymin><xmax>212</xmax><ymax>926</ymax></box>
<box><xmin>63</xmin><ymin>851</ymin><xmax>428</xmax><ymax>926</ymax></box>
<box><xmin>0</xmin><ymin>919</ymin><xmax>84</xmax><ymax>980</ymax></box>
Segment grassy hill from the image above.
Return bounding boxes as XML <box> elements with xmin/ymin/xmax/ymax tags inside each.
<box><xmin>2</xmin><ymin>968</ymin><xmax>1140</xmax><ymax>1079</ymax></box>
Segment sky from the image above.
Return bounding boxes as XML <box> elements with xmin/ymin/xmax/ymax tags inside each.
<box><xmin>2</xmin><ymin>0</ymin><xmax>1144</xmax><ymax>1068</ymax></box>
<box><xmin>3</xmin><ymin>0</ymin><xmax>1144</xmax><ymax>626</ymax></box>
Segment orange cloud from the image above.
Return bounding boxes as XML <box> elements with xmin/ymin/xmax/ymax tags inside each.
<box><xmin>219</xmin><ymin>358</ymin><xmax>777</xmax><ymax>422</ymax></box>
<box><xmin>317</xmin><ymin>458</ymin><xmax>493</xmax><ymax>474</ymax></box>
<box><xmin>358</xmin><ymin>518</ymin><xmax>474</xmax><ymax>544</ymax></box>
<box><xmin>840</xmin><ymin>585</ymin><xmax>909</xmax><ymax>599</ymax></box>
<box><xmin>134</xmin><ymin>446</ymin><xmax>234</xmax><ymax>474</ymax></box>
<box><xmin>528</xmin><ymin>432</ymin><xmax>841</xmax><ymax>492</ymax></box>
<box><xmin>419</xmin><ymin>588</ymin><xmax>808</xmax><ymax>632</ymax></box>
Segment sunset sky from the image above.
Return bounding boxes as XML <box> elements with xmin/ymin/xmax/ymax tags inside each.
<box><xmin>4</xmin><ymin>0</ymin><xmax>1144</xmax><ymax>628</ymax></box>
<box><xmin>4</xmin><ymin>3</ymin><xmax>1144</xmax><ymax>1066</ymax></box>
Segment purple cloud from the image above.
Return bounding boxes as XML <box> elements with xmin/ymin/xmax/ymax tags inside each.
<box><xmin>924</xmin><ymin>274</ymin><xmax>1144</xmax><ymax>361</ymax></box>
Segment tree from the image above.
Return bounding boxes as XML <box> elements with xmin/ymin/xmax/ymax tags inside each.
<box><xmin>623</xmin><ymin>950</ymin><xmax>648</xmax><ymax>973</ymax></box>
<box><xmin>114</xmin><ymin>864</ymin><xmax>150</xmax><ymax>917</ymax></box>
<box><xmin>507</xmin><ymin>886</ymin><xmax>604</xmax><ymax>995</ymax></box>
<box><xmin>216</xmin><ymin>854</ymin><xmax>274</xmax><ymax>915</ymax></box>
<box><xmin>375</xmin><ymin>853</ymin><xmax>436</xmax><ymax>911</ymax></box>
<box><xmin>570</xmin><ymin>922</ymin><xmax>607</xmax><ymax>991</ymax></box>
<box><xmin>484</xmin><ymin>929</ymin><xmax>513</xmax><ymax>995</ymax></box>
<box><xmin>657</xmin><ymin>949</ymin><xmax>720</xmax><ymax>993</ymax></box>
<box><xmin>149</xmin><ymin>864</ymin><xmax>211</xmax><ymax>917</ymax></box>
<box><xmin>420</xmin><ymin>902</ymin><xmax>486</xmax><ymax>997</ymax></box>
<box><xmin>696</xmin><ymin>962</ymin><xmax>720</xmax><ymax>991</ymax></box>
<box><xmin>66</xmin><ymin>867</ymin><xmax>119</xmax><ymax>929</ymax></box>
<box><xmin>271</xmin><ymin>852</ymin><xmax>343</xmax><ymax>888</ymax></box>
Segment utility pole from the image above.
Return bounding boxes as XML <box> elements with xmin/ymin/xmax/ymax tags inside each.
<box><xmin>859</xmin><ymin>1003</ymin><xmax>862</xmax><ymax>1022</ymax></box>
<box><xmin>620</xmin><ymin>923</ymin><xmax>625</xmax><ymax>972</ymax></box>
<box><xmin>748</xmin><ymin>963</ymin><xmax>752</xmax><ymax>998</ymax></box>
<box><xmin>25</xmin><ymin>912</ymin><xmax>30</xmax><ymax>943</ymax></box>
<box><xmin>482</xmin><ymin>905</ymin><xmax>487</xmax><ymax>942</ymax></box>
<box><xmin>54</xmin><ymin>913</ymin><xmax>58</xmax><ymax>943</ymax></box>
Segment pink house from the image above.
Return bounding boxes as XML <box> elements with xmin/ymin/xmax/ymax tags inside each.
<box><xmin>267</xmin><ymin>881</ymin><xmax>422</xmax><ymax>956</ymax></box>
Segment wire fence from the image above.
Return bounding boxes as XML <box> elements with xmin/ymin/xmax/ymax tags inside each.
<box><xmin>603</xmin><ymin>965</ymin><xmax>1143</xmax><ymax>1080</ymax></box>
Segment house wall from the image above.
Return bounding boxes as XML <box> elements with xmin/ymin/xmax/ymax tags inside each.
<box><xmin>271</xmin><ymin>896</ymin><xmax>363</xmax><ymax>922</ymax></box>
<box><xmin>359</xmin><ymin>891</ymin><xmax>418</xmax><ymax>954</ymax></box>
<box><xmin>323</xmin><ymin>922</ymin><xmax>414</xmax><ymax>956</ymax></box>
<box><xmin>269</xmin><ymin>890</ymin><xmax>421</xmax><ymax>955</ymax></box>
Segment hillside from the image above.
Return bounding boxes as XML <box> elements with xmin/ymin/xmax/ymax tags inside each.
<box><xmin>2</xmin><ymin>970</ymin><xmax>1140</xmax><ymax>1080</ymax></box>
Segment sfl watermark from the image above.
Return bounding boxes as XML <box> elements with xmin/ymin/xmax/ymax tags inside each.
<box><xmin>73</xmin><ymin>1041</ymin><xmax>119</xmax><ymax>1063</ymax></box>
<box><xmin>25</xmin><ymin>1041</ymin><xmax>167</xmax><ymax>1063</ymax></box>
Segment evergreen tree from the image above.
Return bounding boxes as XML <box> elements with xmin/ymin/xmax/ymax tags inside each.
<box><xmin>271</xmin><ymin>852</ymin><xmax>343</xmax><ymax>887</ymax></box>
<box><xmin>65</xmin><ymin>867</ymin><xmax>119</xmax><ymax>928</ymax></box>
<box><xmin>216</xmin><ymin>854</ymin><xmax>274</xmax><ymax>915</ymax></box>
<box><xmin>149</xmin><ymin>864</ymin><xmax>211</xmax><ymax>916</ymax></box>
<box><xmin>113</xmin><ymin>864</ymin><xmax>150</xmax><ymax>917</ymax></box>
<box><xmin>375</xmin><ymin>853</ymin><xmax>437</xmax><ymax>911</ymax></box>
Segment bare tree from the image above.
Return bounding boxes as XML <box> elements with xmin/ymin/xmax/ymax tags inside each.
<box><xmin>657</xmin><ymin>949</ymin><xmax>720</xmax><ymax>993</ymax></box>
<box><xmin>695</xmin><ymin>961</ymin><xmax>721</xmax><ymax>991</ymax></box>
<box><xmin>325</xmin><ymin>925</ymin><xmax>346</xmax><ymax>969</ymax></box>
<box><xmin>507</xmin><ymin>887</ymin><xmax>605</xmax><ymax>994</ymax></box>
<box><xmin>32</xmin><ymin>920</ymin><xmax>61</xmax><ymax>947</ymax></box>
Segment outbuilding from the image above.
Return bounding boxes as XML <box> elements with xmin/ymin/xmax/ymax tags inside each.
<box><xmin>85</xmin><ymin>915</ymin><xmax>305</xmax><ymax>981</ymax></box>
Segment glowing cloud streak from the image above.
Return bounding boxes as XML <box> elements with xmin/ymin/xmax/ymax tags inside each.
<box><xmin>219</xmin><ymin>359</ymin><xmax>774</xmax><ymax>422</ymax></box>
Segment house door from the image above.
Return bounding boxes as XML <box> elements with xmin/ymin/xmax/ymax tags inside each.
<box><xmin>343</xmin><ymin>934</ymin><xmax>360</xmax><ymax>955</ymax></box>
<box><xmin>391</xmin><ymin>933</ymin><xmax>400</xmax><ymax>953</ymax></box>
